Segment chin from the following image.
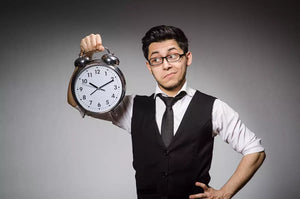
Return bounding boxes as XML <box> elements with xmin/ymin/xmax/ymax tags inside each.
<box><xmin>161</xmin><ymin>81</ymin><xmax>182</xmax><ymax>91</ymax></box>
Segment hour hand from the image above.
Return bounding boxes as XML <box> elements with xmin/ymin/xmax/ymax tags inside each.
<box><xmin>89</xmin><ymin>82</ymin><xmax>98</xmax><ymax>89</ymax></box>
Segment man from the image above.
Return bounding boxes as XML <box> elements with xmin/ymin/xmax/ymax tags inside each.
<box><xmin>68</xmin><ymin>25</ymin><xmax>265</xmax><ymax>199</ymax></box>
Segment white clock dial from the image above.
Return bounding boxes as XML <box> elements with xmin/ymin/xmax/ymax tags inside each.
<box><xmin>74</xmin><ymin>64</ymin><xmax>124</xmax><ymax>113</ymax></box>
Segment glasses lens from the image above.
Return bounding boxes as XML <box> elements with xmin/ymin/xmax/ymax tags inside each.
<box><xmin>167</xmin><ymin>54</ymin><xmax>180</xmax><ymax>62</ymax></box>
<box><xmin>149</xmin><ymin>53</ymin><xmax>184</xmax><ymax>66</ymax></box>
<box><xmin>150</xmin><ymin>57</ymin><xmax>163</xmax><ymax>66</ymax></box>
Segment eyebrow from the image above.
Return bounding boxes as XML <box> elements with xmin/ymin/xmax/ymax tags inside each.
<box><xmin>149</xmin><ymin>47</ymin><xmax>179</xmax><ymax>57</ymax></box>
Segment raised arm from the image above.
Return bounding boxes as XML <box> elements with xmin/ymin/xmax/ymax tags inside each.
<box><xmin>67</xmin><ymin>34</ymin><xmax>105</xmax><ymax>107</ymax></box>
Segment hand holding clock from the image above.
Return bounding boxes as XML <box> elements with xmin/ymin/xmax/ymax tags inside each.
<box><xmin>80</xmin><ymin>34</ymin><xmax>105</xmax><ymax>58</ymax></box>
<box><xmin>70</xmin><ymin>33</ymin><xmax>125</xmax><ymax>114</ymax></box>
<box><xmin>80</xmin><ymin>33</ymin><xmax>117</xmax><ymax>96</ymax></box>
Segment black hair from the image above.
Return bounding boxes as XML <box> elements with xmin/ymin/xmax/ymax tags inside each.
<box><xmin>141</xmin><ymin>25</ymin><xmax>189</xmax><ymax>60</ymax></box>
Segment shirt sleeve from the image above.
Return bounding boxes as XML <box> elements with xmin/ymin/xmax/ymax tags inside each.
<box><xmin>110</xmin><ymin>95</ymin><xmax>134</xmax><ymax>132</ymax></box>
<box><xmin>77</xmin><ymin>95</ymin><xmax>134</xmax><ymax>133</ymax></box>
<box><xmin>212</xmin><ymin>99</ymin><xmax>265</xmax><ymax>156</ymax></box>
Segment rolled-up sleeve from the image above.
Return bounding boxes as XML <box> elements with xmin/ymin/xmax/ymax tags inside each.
<box><xmin>110</xmin><ymin>95</ymin><xmax>134</xmax><ymax>132</ymax></box>
<box><xmin>77</xmin><ymin>95</ymin><xmax>135</xmax><ymax>133</ymax></box>
<box><xmin>212</xmin><ymin>99</ymin><xmax>265</xmax><ymax>156</ymax></box>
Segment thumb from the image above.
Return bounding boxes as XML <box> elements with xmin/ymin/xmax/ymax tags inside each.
<box><xmin>96</xmin><ymin>43</ymin><xmax>105</xmax><ymax>52</ymax></box>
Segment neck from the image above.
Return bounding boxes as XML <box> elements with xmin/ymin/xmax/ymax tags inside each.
<box><xmin>159</xmin><ymin>79</ymin><xmax>186</xmax><ymax>97</ymax></box>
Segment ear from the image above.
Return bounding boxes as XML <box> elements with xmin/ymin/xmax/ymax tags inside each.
<box><xmin>186</xmin><ymin>51</ymin><xmax>192</xmax><ymax>66</ymax></box>
<box><xmin>146</xmin><ymin>61</ymin><xmax>153</xmax><ymax>74</ymax></box>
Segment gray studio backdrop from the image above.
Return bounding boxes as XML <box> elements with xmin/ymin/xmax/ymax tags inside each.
<box><xmin>1</xmin><ymin>0</ymin><xmax>299</xmax><ymax>198</ymax></box>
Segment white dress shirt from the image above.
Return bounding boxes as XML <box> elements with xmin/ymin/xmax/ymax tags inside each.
<box><xmin>86</xmin><ymin>82</ymin><xmax>264</xmax><ymax>156</ymax></box>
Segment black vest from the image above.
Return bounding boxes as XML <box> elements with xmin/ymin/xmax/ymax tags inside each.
<box><xmin>131</xmin><ymin>91</ymin><xmax>216</xmax><ymax>199</ymax></box>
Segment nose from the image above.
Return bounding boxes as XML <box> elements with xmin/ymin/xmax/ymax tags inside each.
<box><xmin>161</xmin><ymin>57</ymin><xmax>172</xmax><ymax>70</ymax></box>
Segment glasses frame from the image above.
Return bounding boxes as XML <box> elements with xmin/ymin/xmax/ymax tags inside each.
<box><xmin>148</xmin><ymin>53</ymin><xmax>186</xmax><ymax>66</ymax></box>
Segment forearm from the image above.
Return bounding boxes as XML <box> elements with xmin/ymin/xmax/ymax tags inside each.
<box><xmin>67</xmin><ymin>67</ymin><xmax>79</xmax><ymax>107</ymax></box>
<box><xmin>220</xmin><ymin>151</ymin><xmax>266</xmax><ymax>198</ymax></box>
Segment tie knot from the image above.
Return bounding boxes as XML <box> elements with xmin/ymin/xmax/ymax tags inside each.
<box><xmin>158</xmin><ymin>91</ymin><xmax>186</xmax><ymax>108</ymax></box>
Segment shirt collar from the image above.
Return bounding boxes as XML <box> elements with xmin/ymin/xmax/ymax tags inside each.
<box><xmin>153</xmin><ymin>81</ymin><xmax>195</xmax><ymax>98</ymax></box>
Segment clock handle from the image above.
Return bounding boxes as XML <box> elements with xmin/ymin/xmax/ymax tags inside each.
<box><xmin>101</xmin><ymin>47</ymin><xmax>120</xmax><ymax>66</ymax></box>
<box><xmin>104</xmin><ymin>47</ymin><xmax>111</xmax><ymax>54</ymax></box>
<box><xmin>74</xmin><ymin>47</ymin><xmax>120</xmax><ymax>67</ymax></box>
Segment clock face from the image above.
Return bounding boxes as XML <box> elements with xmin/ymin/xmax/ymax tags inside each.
<box><xmin>73</xmin><ymin>64</ymin><xmax>125</xmax><ymax>113</ymax></box>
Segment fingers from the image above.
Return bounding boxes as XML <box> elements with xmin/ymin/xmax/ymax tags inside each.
<box><xmin>80</xmin><ymin>33</ymin><xmax>105</xmax><ymax>55</ymax></box>
<box><xmin>95</xmin><ymin>34</ymin><xmax>105</xmax><ymax>51</ymax></box>
<box><xmin>189</xmin><ymin>193</ymin><xmax>208</xmax><ymax>198</ymax></box>
<box><xmin>195</xmin><ymin>182</ymin><xmax>209</xmax><ymax>191</ymax></box>
<box><xmin>189</xmin><ymin>182</ymin><xmax>209</xmax><ymax>198</ymax></box>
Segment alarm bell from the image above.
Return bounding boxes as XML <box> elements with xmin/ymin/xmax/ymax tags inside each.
<box><xmin>74</xmin><ymin>56</ymin><xmax>90</xmax><ymax>68</ymax></box>
<box><xmin>101</xmin><ymin>48</ymin><xmax>120</xmax><ymax>66</ymax></box>
<box><xmin>74</xmin><ymin>47</ymin><xmax>119</xmax><ymax>67</ymax></box>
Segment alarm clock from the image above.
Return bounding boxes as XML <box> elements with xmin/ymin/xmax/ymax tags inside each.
<box><xmin>71</xmin><ymin>48</ymin><xmax>126</xmax><ymax>116</ymax></box>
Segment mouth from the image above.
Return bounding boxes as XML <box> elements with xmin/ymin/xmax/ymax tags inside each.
<box><xmin>163</xmin><ymin>72</ymin><xmax>176</xmax><ymax>79</ymax></box>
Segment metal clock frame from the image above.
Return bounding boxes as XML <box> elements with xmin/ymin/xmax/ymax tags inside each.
<box><xmin>71</xmin><ymin>59</ymin><xmax>126</xmax><ymax>116</ymax></box>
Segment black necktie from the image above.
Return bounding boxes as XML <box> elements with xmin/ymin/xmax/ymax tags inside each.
<box><xmin>158</xmin><ymin>91</ymin><xmax>186</xmax><ymax>147</ymax></box>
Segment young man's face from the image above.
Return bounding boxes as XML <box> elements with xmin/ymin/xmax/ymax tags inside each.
<box><xmin>146</xmin><ymin>39</ymin><xmax>192</xmax><ymax>96</ymax></box>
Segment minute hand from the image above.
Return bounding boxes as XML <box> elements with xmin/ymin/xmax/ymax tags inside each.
<box><xmin>99</xmin><ymin>79</ymin><xmax>114</xmax><ymax>89</ymax></box>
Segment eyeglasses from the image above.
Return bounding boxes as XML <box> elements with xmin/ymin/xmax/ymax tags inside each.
<box><xmin>148</xmin><ymin>53</ymin><xmax>186</xmax><ymax>66</ymax></box>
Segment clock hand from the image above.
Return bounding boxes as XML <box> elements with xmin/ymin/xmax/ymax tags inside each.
<box><xmin>89</xmin><ymin>82</ymin><xmax>98</xmax><ymax>89</ymax></box>
<box><xmin>88</xmin><ymin>82</ymin><xmax>105</xmax><ymax>92</ymax></box>
<box><xmin>81</xmin><ymin>83</ymin><xmax>95</xmax><ymax>88</ymax></box>
<box><xmin>98</xmin><ymin>79</ymin><xmax>114</xmax><ymax>89</ymax></box>
<box><xmin>90</xmin><ymin>88</ymin><xmax>98</xmax><ymax>96</ymax></box>
<box><xmin>90</xmin><ymin>79</ymin><xmax>114</xmax><ymax>96</ymax></box>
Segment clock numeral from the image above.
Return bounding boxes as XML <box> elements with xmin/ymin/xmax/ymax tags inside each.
<box><xmin>95</xmin><ymin>69</ymin><xmax>100</xmax><ymax>74</ymax></box>
<box><xmin>111</xmin><ymin>77</ymin><xmax>114</xmax><ymax>81</ymax></box>
<box><xmin>111</xmin><ymin>94</ymin><xmax>115</xmax><ymax>98</ymax></box>
<box><xmin>82</xmin><ymin>79</ymin><xmax>87</xmax><ymax>84</ymax></box>
<box><xmin>114</xmin><ymin>85</ymin><xmax>118</xmax><ymax>90</ymax></box>
<box><xmin>97</xmin><ymin>103</ymin><xmax>101</xmax><ymax>107</ymax></box>
<box><xmin>87</xmin><ymin>72</ymin><xmax>92</xmax><ymax>77</ymax></box>
<box><xmin>89</xmin><ymin>100</ymin><xmax>93</xmax><ymax>105</ymax></box>
<box><xmin>79</xmin><ymin>87</ymin><xmax>83</xmax><ymax>91</ymax></box>
<box><xmin>82</xmin><ymin>95</ymin><xmax>86</xmax><ymax>100</ymax></box>
<box><xmin>106</xmin><ymin>100</ymin><xmax>109</xmax><ymax>105</ymax></box>
<box><xmin>105</xmin><ymin>71</ymin><xmax>107</xmax><ymax>76</ymax></box>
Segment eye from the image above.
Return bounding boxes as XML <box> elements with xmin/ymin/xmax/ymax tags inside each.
<box><xmin>167</xmin><ymin>54</ymin><xmax>179</xmax><ymax>61</ymax></box>
<box><xmin>150</xmin><ymin>57</ymin><xmax>162</xmax><ymax>65</ymax></box>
